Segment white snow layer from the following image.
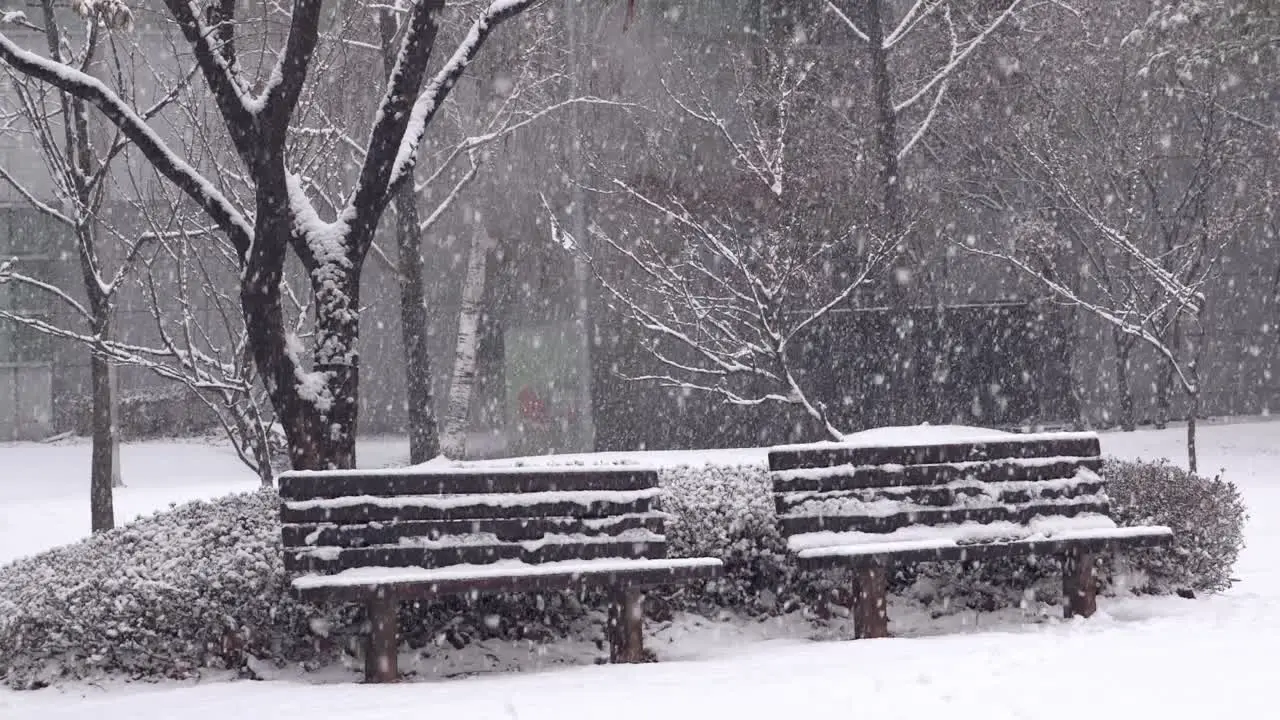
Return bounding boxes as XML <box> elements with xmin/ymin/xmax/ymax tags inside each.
<box><xmin>773</xmin><ymin>426</ymin><xmax>1097</xmax><ymax>453</ymax></box>
<box><xmin>283</xmin><ymin>487</ymin><xmax>663</xmax><ymax>511</ymax></box>
<box><xmin>790</xmin><ymin>514</ymin><xmax>1173</xmax><ymax>557</ymax></box>
<box><xmin>2</xmin><ymin>419</ymin><xmax>1277</xmax><ymax>719</ymax></box>
<box><xmin>291</xmin><ymin>556</ymin><xmax>723</xmax><ymax>589</ymax></box>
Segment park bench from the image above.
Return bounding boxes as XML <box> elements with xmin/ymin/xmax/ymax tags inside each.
<box><xmin>768</xmin><ymin>430</ymin><xmax>1173</xmax><ymax>638</ymax></box>
<box><xmin>279</xmin><ymin>465</ymin><xmax>722</xmax><ymax>682</ymax></box>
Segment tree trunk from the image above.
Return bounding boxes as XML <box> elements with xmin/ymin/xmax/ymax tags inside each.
<box><xmin>312</xmin><ymin>266</ymin><xmax>361</xmax><ymax>470</ymax></box>
<box><xmin>394</xmin><ymin>182</ymin><xmax>440</xmax><ymax>464</ymax></box>
<box><xmin>241</xmin><ymin>209</ymin><xmax>345</xmax><ymax>472</ymax></box>
<box><xmin>89</xmin><ymin>324</ymin><xmax>115</xmax><ymax>533</ymax></box>
<box><xmin>861</xmin><ymin>0</ymin><xmax>917</xmax><ymax>426</ymax></box>
<box><xmin>1186</xmin><ymin>400</ymin><xmax>1198</xmax><ymax>474</ymax></box>
<box><xmin>565</xmin><ymin>1</ymin><xmax>596</xmax><ymax>453</ymax></box>
<box><xmin>1186</xmin><ymin>341</ymin><xmax>1200</xmax><ymax>474</ymax></box>
<box><xmin>863</xmin><ymin>0</ymin><xmax>904</xmax><ymax>239</ymax></box>
<box><xmin>381</xmin><ymin>8</ymin><xmax>440</xmax><ymax>465</ymax></box>
<box><xmin>109</xmin><ymin>363</ymin><xmax>123</xmax><ymax>488</ymax></box>
<box><xmin>441</xmin><ymin>231</ymin><xmax>488</xmax><ymax>459</ymax></box>
<box><xmin>1114</xmin><ymin>330</ymin><xmax>1135</xmax><ymax>431</ymax></box>
<box><xmin>1154</xmin><ymin>320</ymin><xmax>1181</xmax><ymax>431</ymax></box>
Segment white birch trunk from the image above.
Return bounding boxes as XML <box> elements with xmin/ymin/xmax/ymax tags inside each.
<box><xmin>440</xmin><ymin>230</ymin><xmax>489</xmax><ymax>459</ymax></box>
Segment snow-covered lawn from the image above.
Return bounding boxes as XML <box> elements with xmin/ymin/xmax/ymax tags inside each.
<box><xmin>1</xmin><ymin>420</ymin><xmax>1276</xmax><ymax>719</ymax></box>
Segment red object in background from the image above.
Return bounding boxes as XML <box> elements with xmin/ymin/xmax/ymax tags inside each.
<box><xmin>518</xmin><ymin>386</ymin><xmax>548</xmax><ymax>424</ymax></box>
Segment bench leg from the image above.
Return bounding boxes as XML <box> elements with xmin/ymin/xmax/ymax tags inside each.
<box><xmin>364</xmin><ymin>592</ymin><xmax>399</xmax><ymax>683</ymax></box>
<box><xmin>608</xmin><ymin>588</ymin><xmax>647</xmax><ymax>663</ymax></box>
<box><xmin>1062</xmin><ymin>552</ymin><xmax>1098</xmax><ymax>619</ymax></box>
<box><xmin>853</xmin><ymin>565</ymin><xmax>890</xmax><ymax>639</ymax></box>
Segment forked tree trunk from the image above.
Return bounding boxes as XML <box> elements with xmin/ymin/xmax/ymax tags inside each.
<box><xmin>241</xmin><ymin>207</ymin><xmax>361</xmax><ymax>472</ymax></box>
<box><xmin>3</xmin><ymin>0</ymin><xmax>539</xmax><ymax>477</ymax></box>
<box><xmin>441</xmin><ymin>231</ymin><xmax>488</xmax><ymax>459</ymax></box>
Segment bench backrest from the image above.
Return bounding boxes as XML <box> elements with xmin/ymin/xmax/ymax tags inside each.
<box><xmin>278</xmin><ymin>467</ymin><xmax>668</xmax><ymax>575</ymax></box>
<box><xmin>768</xmin><ymin>432</ymin><xmax>1106</xmax><ymax>540</ymax></box>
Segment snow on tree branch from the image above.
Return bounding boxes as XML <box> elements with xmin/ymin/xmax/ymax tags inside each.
<box><xmin>71</xmin><ymin>0</ymin><xmax>133</xmax><ymax>31</ymax></box>
<box><xmin>0</xmin><ymin>30</ymin><xmax>253</xmax><ymax>255</ymax></box>
<box><xmin>385</xmin><ymin>0</ymin><xmax>542</xmax><ymax>194</ymax></box>
<box><xmin>890</xmin><ymin>0</ymin><xmax>1025</xmax><ymax>115</ymax></box>
<box><xmin>546</xmin><ymin>180</ymin><xmax>896</xmax><ymax>441</ymax></box>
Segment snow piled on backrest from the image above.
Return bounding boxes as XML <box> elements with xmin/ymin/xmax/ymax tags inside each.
<box><xmin>843</xmin><ymin>424</ymin><xmax>1015</xmax><ymax>445</ymax></box>
<box><xmin>771</xmin><ymin>426</ymin><xmax>1099</xmax><ymax>453</ymax></box>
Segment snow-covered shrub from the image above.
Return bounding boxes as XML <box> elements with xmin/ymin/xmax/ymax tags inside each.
<box><xmin>0</xmin><ymin>491</ymin><xmax>599</xmax><ymax>688</ymax></box>
<box><xmin>658</xmin><ymin>463</ymin><xmax>800</xmax><ymax>613</ymax></box>
<box><xmin>1102</xmin><ymin>457</ymin><xmax>1247</xmax><ymax>594</ymax></box>
<box><xmin>0</xmin><ymin>490</ymin><xmax>321</xmax><ymax>688</ymax></box>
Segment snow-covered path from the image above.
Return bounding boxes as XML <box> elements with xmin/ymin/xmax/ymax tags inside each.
<box><xmin>4</xmin><ymin>591</ymin><xmax>1272</xmax><ymax>720</ymax></box>
<box><xmin>1</xmin><ymin>420</ymin><xmax>1277</xmax><ymax>719</ymax></box>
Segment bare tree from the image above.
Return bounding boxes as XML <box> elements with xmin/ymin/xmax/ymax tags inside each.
<box><xmin>364</xmin><ymin>8</ymin><xmax>611</xmax><ymax>461</ymax></box>
<box><xmin>1</xmin><ymin>0</ymin><xmax>544</xmax><ymax>470</ymax></box>
<box><xmin>550</xmin><ymin>55</ymin><xmax>895</xmax><ymax>439</ymax></box>
<box><xmin>964</xmin><ymin>84</ymin><xmax>1248</xmax><ymax>472</ymax></box>
<box><xmin>0</xmin><ymin>2</ymin><xmax>165</xmax><ymax>531</ymax></box>
<box><xmin>818</xmin><ymin>0</ymin><xmax>1038</xmax><ymax>423</ymax></box>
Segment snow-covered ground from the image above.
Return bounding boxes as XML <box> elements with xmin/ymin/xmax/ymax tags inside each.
<box><xmin>1</xmin><ymin>420</ymin><xmax>1276</xmax><ymax>719</ymax></box>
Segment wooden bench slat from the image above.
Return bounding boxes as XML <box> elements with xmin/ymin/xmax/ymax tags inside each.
<box><xmin>793</xmin><ymin>528</ymin><xmax>1172</xmax><ymax>569</ymax></box>
<box><xmin>291</xmin><ymin>559</ymin><xmax>724</xmax><ymax>602</ymax></box>
<box><xmin>284</xmin><ymin>539</ymin><xmax>668</xmax><ymax>573</ymax></box>
<box><xmin>280</xmin><ymin>493</ymin><xmax>657</xmax><ymax>524</ymax></box>
<box><xmin>279</xmin><ymin>468</ymin><xmax>659</xmax><ymax>501</ymax></box>
<box><xmin>777</xmin><ymin>500</ymin><xmax>1110</xmax><ymax>536</ymax></box>
<box><xmin>774</xmin><ymin>478</ymin><xmax>1104</xmax><ymax>515</ymax></box>
<box><xmin>282</xmin><ymin>513</ymin><xmax>666</xmax><ymax>548</ymax></box>
<box><xmin>768</xmin><ymin>435</ymin><xmax>1100</xmax><ymax>472</ymax></box>
<box><xmin>771</xmin><ymin>458</ymin><xmax>1101</xmax><ymax>493</ymax></box>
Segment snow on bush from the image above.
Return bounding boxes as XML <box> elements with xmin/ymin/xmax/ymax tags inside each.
<box><xmin>1102</xmin><ymin>457</ymin><xmax>1247</xmax><ymax>594</ymax></box>
<box><xmin>658</xmin><ymin>463</ymin><xmax>801</xmax><ymax>613</ymax></box>
<box><xmin>0</xmin><ymin>490</ymin><xmax>320</xmax><ymax>689</ymax></box>
<box><xmin>0</xmin><ymin>491</ymin><xmax>596</xmax><ymax>688</ymax></box>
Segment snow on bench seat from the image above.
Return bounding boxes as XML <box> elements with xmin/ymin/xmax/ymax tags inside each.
<box><xmin>292</xmin><ymin>557</ymin><xmax>724</xmax><ymax>591</ymax></box>
<box><xmin>792</xmin><ymin>514</ymin><xmax>1173</xmax><ymax>560</ymax></box>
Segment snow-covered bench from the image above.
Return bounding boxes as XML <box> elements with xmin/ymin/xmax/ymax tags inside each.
<box><xmin>279</xmin><ymin>466</ymin><xmax>723</xmax><ymax>682</ymax></box>
<box><xmin>769</xmin><ymin>429</ymin><xmax>1173</xmax><ymax>638</ymax></box>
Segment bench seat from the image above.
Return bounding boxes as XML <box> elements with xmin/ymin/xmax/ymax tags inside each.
<box><xmin>792</xmin><ymin>515</ymin><xmax>1171</xmax><ymax>565</ymax></box>
<box><xmin>291</xmin><ymin>557</ymin><xmax>723</xmax><ymax>600</ymax></box>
